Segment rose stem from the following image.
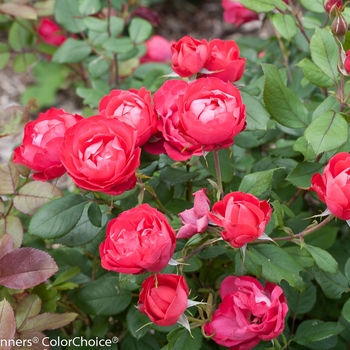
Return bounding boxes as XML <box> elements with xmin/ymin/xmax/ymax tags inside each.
<box><xmin>212</xmin><ymin>149</ymin><xmax>224</xmax><ymax>199</ymax></box>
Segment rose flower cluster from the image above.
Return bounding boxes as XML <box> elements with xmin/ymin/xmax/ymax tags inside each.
<box><xmin>13</xmin><ymin>35</ymin><xmax>288</xmax><ymax>349</ymax></box>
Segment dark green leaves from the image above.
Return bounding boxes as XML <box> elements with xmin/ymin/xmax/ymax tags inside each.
<box><xmin>52</xmin><ymin>38</ymin><xmax>92</xmax><ymax>63</ymax></box>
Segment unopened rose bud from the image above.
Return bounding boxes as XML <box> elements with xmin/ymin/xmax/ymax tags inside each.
<box><xmin>325</xmin><ymin>0</ymin><xmax>343</xmax><ymax>14</ymax></box>
<box><xmin>331</xmin><ymin>14</ymin><xmax>348</xmax><ymax>37</ymax></box>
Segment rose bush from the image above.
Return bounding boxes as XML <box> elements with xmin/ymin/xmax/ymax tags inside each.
<box><xmin>13</xmin><ymin>108</ymin><xmax>82</xmax><ymax>181</ymax></box>
<box><xmin>221</xmin><ymin>0</ymin><xmax>259</xmax><ymax>27</ymax></box>
<box><xmin>204</xmin><ymin>276</ymin><xmax>288</xmax><ymax>349</ymax></box>
<box><xmin>99</xmin><ymin>204</ymin><xmax>176</xmax><ymax>274</ymax></box>
<box><xmin>138</xmin><ymin>274</ymin><xmax>189</xmax><ymax>326</ymax></box>
<box><xmin>59</xmin><ymin>115</ymin><xmax>140</xmax><ymax>195</ymax></box>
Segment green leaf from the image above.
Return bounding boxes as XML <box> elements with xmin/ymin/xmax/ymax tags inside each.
<box><xmin>28</xmin><ymin>194</ymin><xmax>89</xmax><ymax>239</ymax></box>
<box><xmin>0</xmin><ymin>215</ymin><xmax>23</xmax><ymax>249</ymax></box>
<box><xmin>297</xmin><ymin>58</ymin><xmax>334</xmax><ymax>88</ymax></box>
<box><xmin>310</xmin><ymin>28</ymin><xmax>339</xmax><ymax>83</ymax></box>
<box><xmin>121</xmin><ymin>332</ymin><xmax>160</xmax><ymax>350</ymax></box>
<box><xmin>83</xmin><ymin>17</ymin><xmax>107</xmax><ymax>32</ymax></box>
<box><xmin>79</xmin><ymin>0</ymin><xmax>101</xmax><ymax>15</ymax></box>
<box><xmin>52</xmin><ymin>38</ymin><xmax>92</xmax><ymax>63</ymax></box>
<box><xmin>313</xmin><ymin>267</ymin><xmax>349</xmax><ymax>299</ymax></box>
<box><xmin>299</xmin><ymin>0</ymin><xmax>324</xmax><ymax>13</ymax></box>
<box><xmin>302</xmin><ymin>16</ymin><xmax>322</xmax><ymax>30</ymax></box>
<box><xmin>128</xmin><ymin>18</ymin><xmax>153</xmax><ymax>44</ymax></box>
<box><xmin>167</xmin><ymin>327</ymin><xmax>202</xmax><ymax>350</ymax></box>
<box><xmin>126</xmin><ymin>305</ymin><xmax>152</xmax><ymax>340</ymax></box>
<box><xmin>0</xmin><ymin>163</ymin><xmax>19</xmax><ymax>195</ymax></box>
<box><xmin>305</xmin><ymin>245</ymin><xmax>338</xmax><ymax>274</ymax></box>
<box><xmin>52</xmin><ymin>266</ymin><xmax>80</xmax><ymax>287</ymax></box>
<box><xmin>160</xmin><ymin>167</ymin><xmax>199</xmax><ymax>186</ymax></box>
<box><xmin>8</xmin><ymin>20</ymin><xmax>33</xmax><ymax>50</ymax></box>
<box><xmin>0</xmin><ymin>299</ymin><xmax>15</xmax><ymax>344</ymax></box>
<box><xmin>238</xmin><ymin>168</ymin><xmax>280</xmax><ymax>196</ymax></box>
<box><xmin>236</xmin><ymin>0</ymin><xmax>287</xmax><ymax>12</ymax></box>
<box><xmin>262</xmin><ymin>64</ymin><xmax>309</xmax><ymax>128</ymax></box>
<box><xmin>87</xmin><ymin>201</ymin><xmax>102</xmax><ymax>227</ymax></box>
<box><xmin>293</xmin><ymin>320</ymin><xmax>345</xmax><ymax>345</ymax></box>
<box><xmin>248</xmin><ymin>244</ymin><xmax>305</xmax><ymax>290</ymax></box>
<box><xmin>110</xmin><ymin>16</ymin><xmax>124</xmax><ymax>37</ymax></box>
<box><xmin>54</xmin><ymin>0</ymin><xmax>86</xmax><ymax>33</ymax></box>
<box><xmin>342</xmin><ymin>299</ymin><xmax>350</xmax><ymax>323</ymax></box>
<box><xmin>304</xmin><ymin>112</ymin><xmax>348</xmax><ymax>155</ymax></box>
<box><xmin>286</xmin><ymin>162</ymin><xmax>323</xmax><ymax>188</ymax></box>
<box><xmin>32</xmin><ymin>284</ymin><xmax>58</xmax><ymax>313</ymax></box>
<box><xmin>241</xmin><ymin>91</ymin><xmax>270</xmax><ymax>131</ymax></box>
<box><xmin>103</xmin><ymin>37</ymin><xmax>134</xmax><ymax>54</ymax></box>
<box><xmin>13</xmin><ymin>53</ymin><xmax>37</xmax><ymax>73</ymax></box>
<box><xmin>76</xmin><ymin>274</ymin><xmax>132</xmax><ymax>315</ymax></box>
<box><xmin>345</xmin><ymin>258</ymin><xmax>350</xmax><ymax>284</ymax></box>
<box><xmin>16</xmin><ymin>294</ymin><xmax>41</xmax><ymax>329</ymax></box>
<box><xmin>271</xmin><ymin>13</ymin><xmax>297</xmax><ymax>41</ymax></box>
<box><xmin>0</xmin><ymin>51</ymin><xmax>10</xmax><ymax>70</ymax></box>
<box><xmin>312</xmin><ymin>95</ymin><xmax>340</xmax><ymax>121</ymax></box>
<box><xmin>13</xmin><ymin>181</ymin><xmax>63</xmax><ymax>216</ymax></box>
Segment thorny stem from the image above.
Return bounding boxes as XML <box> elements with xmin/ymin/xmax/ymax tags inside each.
<box><xmin>287</xmin><ymin>0</ymin><xmax>310</xmax><ymax>43</ymax></box>
<box><xmin>212</xmin><ymin>149</ymin><xmax>223</xmax><ymax>200</ymax></box>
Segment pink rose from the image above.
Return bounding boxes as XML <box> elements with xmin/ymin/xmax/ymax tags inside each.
<box><xmin>141</xmin><ymin>35</ymin><xmax>172</xmax><ymax>63</ymax></box>
<box><xmin>202</xmin><ymin>39</ymin><xmax>246</xmax><ymax>82</ymax></box>
<box><xmin>221</xmin><ymin>0</ymin><xmax>259</xmax><ymax>27</ymax></box>
<box><xmin>344</xmin><ymin>50</ymin><xmax>350</xmax><ymax>74</ymax></box>
<box><xmin>59</xmin><ymin>115</ymin><xmax>141</xmax><ymax>195</ymax></box>
<box><xmin>99</xmin><ymin>204</ymin><xmax>176</xmax><ymax>274</ymax></box>
<box><xmin>177</xmin><ymin>77</ymin><xmax>246</xmax><ymax>151</ymax></box>
<box><xmin>147</xmin><ymin>79</ymin><xmax>203</xmax><ymax>160</ymax></box>
<box><xmin>171</xmin><ymin>36</ymin><xmax>209</xmax><ymax>77</ymax></box>
<box><xmin>37</xmin><ymin>18</ymin><xmax>67</xmax><ymax>46</ymax></box>
<box><xmin>310</xmin><ymin>152</ymin><xmax>350</xmax><ymax>220</ymax></box>
<box><xmin>138</xmin><ymin>274</ymin><xmax>189</xmax><ymax>326</ymax></box>
<box><xmin>98</xmin><ymin>87</ymin><xmax>157</xmax><ymax>147</ymax></box>
<box><xmin>204</xmin><ymin>276</ymin><xmax>288</xmax><ymax>349</ymax></box>
<box><xmin>208</xmin><ymin>192</ymin><xmax>272</xmax><ymax>248</ymax></box>
<box><xmin>177</xmin><ymin>189</ymin><xmax>210</xmax><ymax>239</ymax></box>
<box><xmin>13</xmin><ymin>108</ymin><xmax>82</xmax><ymax>181</ymax></box>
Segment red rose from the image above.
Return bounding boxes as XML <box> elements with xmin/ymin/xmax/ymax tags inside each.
<box><xmin>177</xmin><ymin>189</ymin><xmax>210</xmax><ymax>239</ymax></box>
<box><xmin>37</xmin><ymin>18</ymin><xmax>67</xmax><ymax>46</ymax></box>
<box><xmin>59</xmin><ymin>115</ymin><xmax>140</xmax><ymax>195</ymax></box>
<box><xmin>204</xmin><ymin>276</ymin><xmax>288</xmax><ymax>349</ymax></box>
<box><xmin>141</xmin><ymin>35</ymin><xmax>173</xmax><ymax>63</ymax></box>
<box><xmin>325</xmin><ymin>0</ymin><xmax>342</xmax><ymax>13</ymax></box>
<box><xmin>221</xmin><ymin>0</ymin><xmax>259</xmax><ymax>27</ymax></box>
<box><xmin>147</xmin><ymin>79</ymin><xmax>203</xmax><ymax>160</ymax></box>
<box><xmin>344</xmin><ymin>50</ymin><xmax>350</xmax><ymax>74</ymax></box>
<box><xmin>99</xmin><ymin>87</ymin><xmax>157</xmax><ymax>147</ymax></box>
<box><xmin>13</xmin><ymin>108</ymin><xmax>82</xmax><ymax>181</ymax></box>
<box><xmin>171</xmin><ymin>36</ymin><xmax>209</xmax><ymax>77</ymax></box>
<box><xmin>310</xmin><ymin>152</ymin><xmax>350</xmax><ymax>221</ymax></box>
<box><xmin>177</xmin><ymin>77</ymin><xmax>246</xmax><ymax>151</ymax></box>
<box><xmin>138</xmin><ymin>274</ymin><xmax>189</xmax><ymax>326</ymax></box>
<box><xmin>99</xmin><ymin>204</ymin><xmax>176</xmax><ymax>274</ymax></box>
<box><xmin>208</xmin><ymin>192</ymin><xmax>272</xmax><ymax>248</ymax></box>
<box><xmin>202</xmin><ymin>39</ymin><xmax>246</xmax><ymax>82</ymax></box>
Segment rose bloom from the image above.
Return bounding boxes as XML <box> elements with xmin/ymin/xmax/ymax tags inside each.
<box><xmin>208</xmin><ymin>192</ymin><xmax>272</xmax><ymax>248</ymax></box>
<box><xmin>344</xmin><ymin>50</ymin><xmax>350</xmax><ymax>74</ymax></box>
<box><xmin>177</xmin><ymin>77</ymin><xmax>246</xmax><ymax>151</ymax></box>
<box><xmin>37</xmin><ymin>18</ymin><xmax>67</xmax><ymax>46</ymax></box>
<box><xmin>325</xmin><ymin>0</ymin><xmax>342</xmax><ymax>12</ymax></box>
<box><xmin>98</xmin><ymin>87</ymin><xmax>157</xmax><ymax>147</ymax></box>
<box><xmin>145</xmin><ymin>79</ymin><xmax>203</xmax><ymax>160</ymax></box>
<box><xmin>171</xmin><ymin>36</ymin><xmax>209</xmax><ymax>77</ymax></box>
<box><xmin>222</xmin><ymin>0</ymin><xmax>259</xmax><ymax>27</ymax></box>
<box><xmin>138</xmin><ymin>274</ymin><xmax>189</xmax><ymax>326</ymax></box>
<box><xmin>13</xmin><ymin>108</ymin><xmax>82</xmax><ymax>181</ymax></box>
<box><xmin>141</xmin><ymin>35</ymin><xmax>172</xmax><ymax>63</ymax></box>
<box><xmin>59</xmin><ymin>115</ymin><xmax>140</xmax><ymax>195</ymax></box>
<box><xmin>310</xmin><ymin>152</ymin><xmax>350</xmax><ymax>221</ymax></box>
<box><xmin>99</xmin><ymin>204</ymin><xmax>176</xmax><ymax>274</ymax></box>
<box><xmin>177</xmin><ymin>188</ymin><xmax>210</xmax><ymax>239</ymax></box>
<box><xmin>202</xmin><ymin>39</ymin><xmax>246</xmax><ymax>82</ymax></box>
<box><xmin>204</xmin><ymin>276</ymin><xmax>288</xmax><ymax>349</ymax></box>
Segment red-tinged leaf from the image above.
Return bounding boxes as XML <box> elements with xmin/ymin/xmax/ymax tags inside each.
<box><xmin>0</xmin><ymin>299</ymin><xmax>16</xmax><ymax>349</ymax></box>
<box><xmin>0</xmin><ymin>233</ymin><xmax>14</xmax><ymax>260</ymax></box>
<box><xmin>16</xmin><ymin>294</ymin><xmax>42</xmax><ymax>329</ymax></box>
<box><xmin>19</xmin><ymin>312</ymin><xmax>77</xmax><ymax>332</ymax></box>
<box><xmin>0</xmin><ymin>248</ymin><xmax>58</xmax><ymax>289</ymax></box>
<box><xmin>0</xmin><ymin>163</ymin><xmax>19</xmax><ymax>195</ymax></box>
<box><xmin>14</xmin><ymin>182</ymin><xmax>63</xmax><ymax>216</ymax></box>
<box><xmin>0</xmin><ymin>3</ymin><xmax>37</xmax><ymax>20</ymax></box>
<box><xmin>0</xmin><ymin>106</ymin><xmax>28</xmax><ymax>138</ymax></box>
<box><xmin>0</xmin><ymin>215</ymin><xmax>23</xmax><ymax>249</ymax></box>
<box><xmin>14</xmin><ymin>331</ymin><xmax>48</xmax><ymax>350</ymax></box>
<box><xmin>0</xmin><ymin>198</ymin><xmax>4</xmax><ymax>214</ymax></box>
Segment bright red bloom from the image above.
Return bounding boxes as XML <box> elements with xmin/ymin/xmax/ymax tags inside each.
<box><xmin>37</xmin><ymin>18</ymin><xmax>67</xmax><ymax>46</ymax></box>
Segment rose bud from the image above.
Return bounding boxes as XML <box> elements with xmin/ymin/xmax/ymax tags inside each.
<box><xmin>171</xmin><ymin>36</ymin><xmax>209</xmax><ymax>77</ymax></box>
<box><xmin>138</xmin><ymin>274</ymin><xmax>189</xmax><ymax>326</ymax></box>
<box><xmin>177</xmin><ymin>77</ymin><xmax>246</xmax><ymax>151</ymax></box>
<box><xmin>37</xmin><ymin>18</ymin><xmax>67</xmax><ymax>46</ymax></box>
<box><xmin>203</xmin><ymin>276</ymin><xmax>288</xmax><ymax>349</ymax></box>
<box><xmin>99</xmin><ymin>204</ymin><xmax>176</xmax><ymax>274</ymax></box>
<box><xmin>208</xmin><ymin>191</ymin><xmax>272</xmax><ymax>248</ymax></box>
<box><xmin>141</xmin><ymin>35</ymin><xmax>172</xmax><ymax>63</ymax></box>
<box><xmin>331</xmin><ymin>14</ymin><xmax>348</xmax><ymax>37</ymax></box>
<box><xmin>59</xmin><ymin>115</ymin><xmax>140</xmax><ymax>195</ymax></box>
<box><xmin>13</xmin><ymin>108</ymin><xmax>82</xmax><ymax>181</ymax></box>
<box><xmin>221</xmin><ymin>0</ymin><xmax>259</xmax><ymax>27</ymax></box>
<box><xmin>98</xmin><ymin>87</ymin><xmax>157</xmax><ymax>147</ymax></box>
<box><xmin>177</xmin><ymin>189</ymin><xmax>210</xmax><ymax>239</ymax></box>
<box><xmin>325</xmin><ymin>0</ymin><xmax>343</xmax><ymax>13</ymax></box>
<box><xmin>310</xmin><ymin>152</ymin><xmax>350</xmax><ymax>222</ymax></box>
